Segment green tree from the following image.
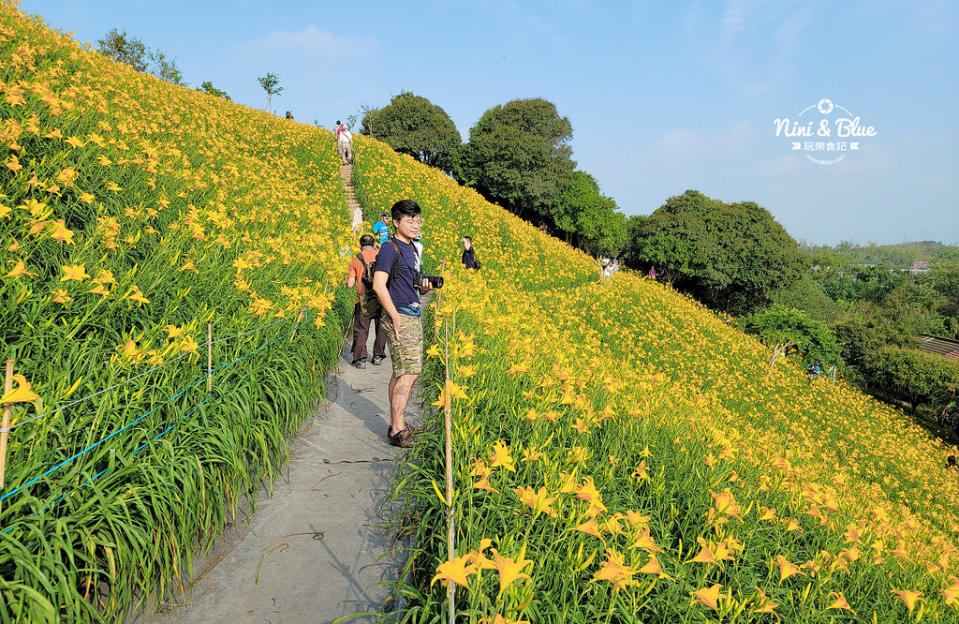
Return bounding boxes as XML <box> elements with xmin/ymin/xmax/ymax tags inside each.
<box><xmin>150</xmin><ymin>50</ymin><xmax>184</xmax><ymax>85</ymax></box>
<box><xmin>97</xmin><ymin>29</ymin><xmax>184</xmax><ymax>85</ymax></box>
<box><xmin>861</xmin><ymin>347</ymin><xmax>959</xmax><ymax>418</ymax></box>
<box><xmin>458</xmin><ymin>98</ymin><xmax>575</xmax><ymax>222</ymax></box>
<box><xmin>741</xmin><ymin>305</ymin><xmax>842</xmax><ymax>369</ymax></box>
<box><xmin>880</xmin><ymin>281</ymin><xmax>947</xmax><ymax>337</ymax></box>
<box><xmin>620</xmin><ymin>215</ymin><xmax>651</xmax><ymax>269</ymax></box>
<box><xmin>198</xmin><ymin>81</ymin><xmax>231</xmax><ymax>100</ymax></box>
<box><xmin>831</xmin><ymin>305</ymin><xmax>906</xmax><ymax>373</ymax></box>
<box><xmin>97</xmin><ymin>28</ymin><xmax>148</xmax><ymax>71</ymax></box>
<box><xmin>851</xmin><ymin>265</ymin><xmax>906</xmax><ymax>304</ymax></box>
<box><xmin>360</xmin><ymin>92</ymin><xmax>461</xmax><ymax>171</ymax></box>
<box><xmin>928</xmin><ymin>260</ymin><xmax>959</xmax><ymax>337</ymax></box>
<box><xmin>770</xmin><ymin>276</ymin><xmax>845</xmax><ymax>323</ymax></box>
<box><xmin>257</xmin><ymin>73</ymin><xmax>283</xmax><ymax>112</ymax></box>
<box><xmin>552</xmin><ymin>171</ymin><xmax>626</xmax><ymax>256</ymax></box>
<box><xmin>626</xmin><ymin>190</ymin><xmax>805</xmax><ymax>314</ymax></box>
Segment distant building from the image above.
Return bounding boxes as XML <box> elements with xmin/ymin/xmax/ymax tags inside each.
<box><xmin>918</xmin><ymin>334</ymin><xmax>959</xmax><ymax>360</ymax></box>
<box><xmin>910</xmin><ymin>260</ymin><xmax>931</xmax><ymax>274</ymax></box>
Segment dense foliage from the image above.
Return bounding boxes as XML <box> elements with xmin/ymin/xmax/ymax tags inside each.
<box><xmin>741</xmin><ymin>305</ymin><xmax>842</xmax><ymax>369</ymax></box>
<box><xmin>780</xmin><ymin>252</ymin><xmax>959</xmax><ymax>439</ymax></box>
<box><xmin>198</xmin><ymin>80</ymin><xmax>230</xmax><ymax>100</ymax></box>
<box><xmin>861</xmin><ymin>347</ymin><xmax>959</xmax><ymax>417</ymax></box>
<box><xmin>0</xmin><ymin>6</ymin><xmax>354</xmax><ymax>622</ymax></box>
<box><xmin>457</xmin><ymin>98</ymin><xmax>574</xmax><ymax>222</ymax></box>
<box><xmin>360</xmin><ymin>91</ymin><xmax>461</xmax><ymax>172</ymax></box>
<box><xmin>352</xmin><ymin>137</ymin><xmax>959</xmax><ymax>623</ymax></box>
<box><xmin>625</xmin><ymin>190</ymin><xmax>805</xmax><ymax>315</ymax></box>
<box><xmin>551</xmin><ymin>170</ymin><xmax>625</xmax><ymax>257</ymax></box>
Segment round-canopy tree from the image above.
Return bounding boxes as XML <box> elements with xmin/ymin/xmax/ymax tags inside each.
<box><xmin>741</xmin><ymin>305</ymin><xmax>842</xmax><ymax>369</ymax></box>
<box><xmin>360</xmin><ymin>91</ymin><xmax>461</xmax><ymax>171</ymax></box>
<box><xmin>629</xmin><ymin>190</ymin><xmax>805</xmax><ymax>314</ymax></box>
<box><xmin>457</xmin><ymin>98</ymin><xmax>575</xmax><ymax>223</ymax></box>
<box><xmin>552</xmin><ymin>171</ymin><xmax>626</xmax><ymax>257</ymax></box>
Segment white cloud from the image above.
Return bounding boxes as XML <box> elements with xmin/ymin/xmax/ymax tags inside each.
<box><xmin>247</xmin><ymin>26</ymin><xmax>377</xmax><ymax>60</ymax></box>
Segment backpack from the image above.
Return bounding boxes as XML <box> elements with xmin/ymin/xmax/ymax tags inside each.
<box><xmin>356</xmin><ymin>240</ymin><xmax>406</xmax><ymax>319</ymax></box>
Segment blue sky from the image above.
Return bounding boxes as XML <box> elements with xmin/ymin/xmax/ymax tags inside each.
<box><xmin>30</xmin><ymin>1</ymin><xmax>959</xmax><ymax>245</ymax></box>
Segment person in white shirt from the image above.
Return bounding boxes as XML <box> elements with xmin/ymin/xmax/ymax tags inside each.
<box><xmin>336</xmin><ymin>120</ymin><xmax>353</xmax><ymax>165</ymax></box>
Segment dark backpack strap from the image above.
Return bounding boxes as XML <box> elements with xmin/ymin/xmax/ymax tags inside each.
<box><xmin>387</xmin><ymin>238</ymin><xmax>402</xmax><ymax>284</ymax></box>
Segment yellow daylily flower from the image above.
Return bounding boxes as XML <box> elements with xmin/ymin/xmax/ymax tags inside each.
<box><xmin>592</xmin><ymin>550</ymin><xmax>638</xmax><ymax>593</ymax></box>
<box><xmin>825</xmin><ymin>592</ymin><xmax>856</xmax><ymax>615</ymax></box>
<box><xmin>51</xmin><ymin>288</ymin><xmax>73</xmax><ymax>305</ymax></box>
<box><xmin>690</xmin><ymin>584</ymin><xmax>724</xmax><ymax>612</ymax></box>
<box><xmin>5</xmin><ymin>260</ymin><xmax>36</xmax><ymax>279</ymax></box>
<box><xmin>0</xmin><ymin>374</ymin><xmax>41</xmax><ymax>411</ymax></box>
<box><xmin>489</xmin><ymin>548</ymin><xmax>532</xmax><ymax>595</ymax></box>
<box><xmin>489</xmin><ymin>440</ymin><xmax>515</xmax><ymax>472</ymax></box>
<box><xmin>430</xmin><ymin>555</ymin><xmax>476</xmax><ymax>588</ymax></box>
<box><xmin>891</xmin><ymin>589</ymin><xmax>923</xmax><ymax>613</ymax></box>
<box><xmin>60</xmin><ymin>264</ymin><xmax>90</xmax><ymax>281</ymax></box>
<box><xmin>124</xmin><ymin>285</ymin><xmax>150</xmax><ymax>305</ymax></box>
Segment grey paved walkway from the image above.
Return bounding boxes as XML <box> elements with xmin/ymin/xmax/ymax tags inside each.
<box><xmin>148</xmin><ymin>336</ymin><xmax>415</xmax><ymax>624</ymax></box>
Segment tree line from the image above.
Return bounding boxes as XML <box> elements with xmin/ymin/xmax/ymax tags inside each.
<box><xmin>362</xmin><ymin>93</ymin><xmax>959</xmax><ymax>438</ymax></box>
<box><xmin>96</xmin><ymin>28</ymin><xmax>237</xmax><ymax>103</ymax></box>
<box><xmin>361</xmin><ymin>92</ymin><xmax>627</xmax><ymax>257</ymax></box>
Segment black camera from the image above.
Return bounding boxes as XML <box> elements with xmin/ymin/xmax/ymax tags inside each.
<box><xmin>417</xmin><ymin>272</ymin><xmax>444</xmax><ymax>289</ymax></box>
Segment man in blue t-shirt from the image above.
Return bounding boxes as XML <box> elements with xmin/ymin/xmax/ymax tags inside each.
<box><xmin>372</xmin><ymin>199</ymin><xmax>434</xmax><ymax>447</ymax></box>
<box><xmin>372</xmin><ymin>211</ymin><xmax>390</xmax><ymax>245</ymax></box>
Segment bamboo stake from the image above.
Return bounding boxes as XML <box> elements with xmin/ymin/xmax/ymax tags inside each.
<box><xmin>443</xmin><ymin>308</ymin><xmax>455</xmax><ymax>624</ymax></box>
<box><xmin>207</xmin><ymin>323</ymin><xmax>213</xmax><ymax>392</ymax></box>
<box><xmin>434</xmin><ymin>260</ymin><xmax>447</xmax><ymax>339</ymax></box>
<box><xmin>0</xmin><ymin>359</ymin><xmax>15</xmax><ymax>514</ymax></box>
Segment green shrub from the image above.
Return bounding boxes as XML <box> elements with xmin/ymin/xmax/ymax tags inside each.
<box><xmin>861</xmin><ymin>347</ymin><xmax>959</xmax><ymax>412</ymax></box>
<box><xmin>741</xmin><ymin>305</ymin><xmax>842</xmax><ymax>369</ymax></box>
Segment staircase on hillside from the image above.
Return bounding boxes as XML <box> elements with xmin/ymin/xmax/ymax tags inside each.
<box><xmin>340</xmin><ymin>163</ymin><xmax>364</xmax><ymax>234</ymax></box>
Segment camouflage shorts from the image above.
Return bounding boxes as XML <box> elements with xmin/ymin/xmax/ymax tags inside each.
<box><xmin>382</xmin><ymin>313</ymin><xmax>423</xmax><ymax>377</ymax></box>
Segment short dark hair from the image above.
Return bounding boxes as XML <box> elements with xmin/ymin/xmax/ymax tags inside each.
<box><xmin>359</xmin><ymin>234</ymin><xmax>375</xmax><ymax>247</ymax></box>
<box><xmin>463</xmin><ymin>235</ymin><xmax>472</xmax><ymax>243</ymax></box>
<box><xmin>336</xmin><ymin>120</ymin><xmax>341</xmax><ymax>125</ymax></box>
<box><xmin>391</xmin><ymin>199</ymin><xmax>421</xmax><ymax>221</ymax></box>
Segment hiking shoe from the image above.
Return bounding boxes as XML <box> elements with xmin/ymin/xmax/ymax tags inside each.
<box><xmin>352</xmin><ymin>360</ymin><xmax>367</xmax><ymax>369</ymax></box>
<box><xmin>387</xmin><ymin>425</ymin><xmax>414</xmax><ymax>448</ymax></box>
<box><xmin>371</xmin><ymin>355</ymin><xmax>385</xmax><ymax>365</ymax></box>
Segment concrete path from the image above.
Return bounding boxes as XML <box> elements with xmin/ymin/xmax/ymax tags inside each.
<box><xmin>149</xmin><ymin>335</ymin><xmax>415</xmax><ymax>624</ymax></box>
<box><xmin>341</xmin><ymin>163</ymin><xmax>364</xmax><ymax>234</ymax></box>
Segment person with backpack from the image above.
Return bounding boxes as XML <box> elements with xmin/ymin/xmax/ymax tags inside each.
<box><xmin>346</xmin><ymin>235</ymin><xmax>387</xmax><ymax>368</ymax></box>
<box><xmin>372</xmin><ymin>199</ymin><xmax>435</xmax><ymax>447</ymax></box>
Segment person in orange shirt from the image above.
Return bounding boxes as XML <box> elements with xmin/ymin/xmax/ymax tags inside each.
<box><xmin>346</xmin><ymin>234</ymin><xmax>387</xmax><ymax>368</ymax></box>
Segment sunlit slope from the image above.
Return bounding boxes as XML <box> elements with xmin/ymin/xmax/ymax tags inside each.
<box><xmin>353</xmin><ymin>137</ymin><xmax>959</xmax><ymax>621</ymax></box>
<box><xmin>0</xmin><ymin>5</ymin><xmax>353</xmax><ymax>623</ymax></box>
